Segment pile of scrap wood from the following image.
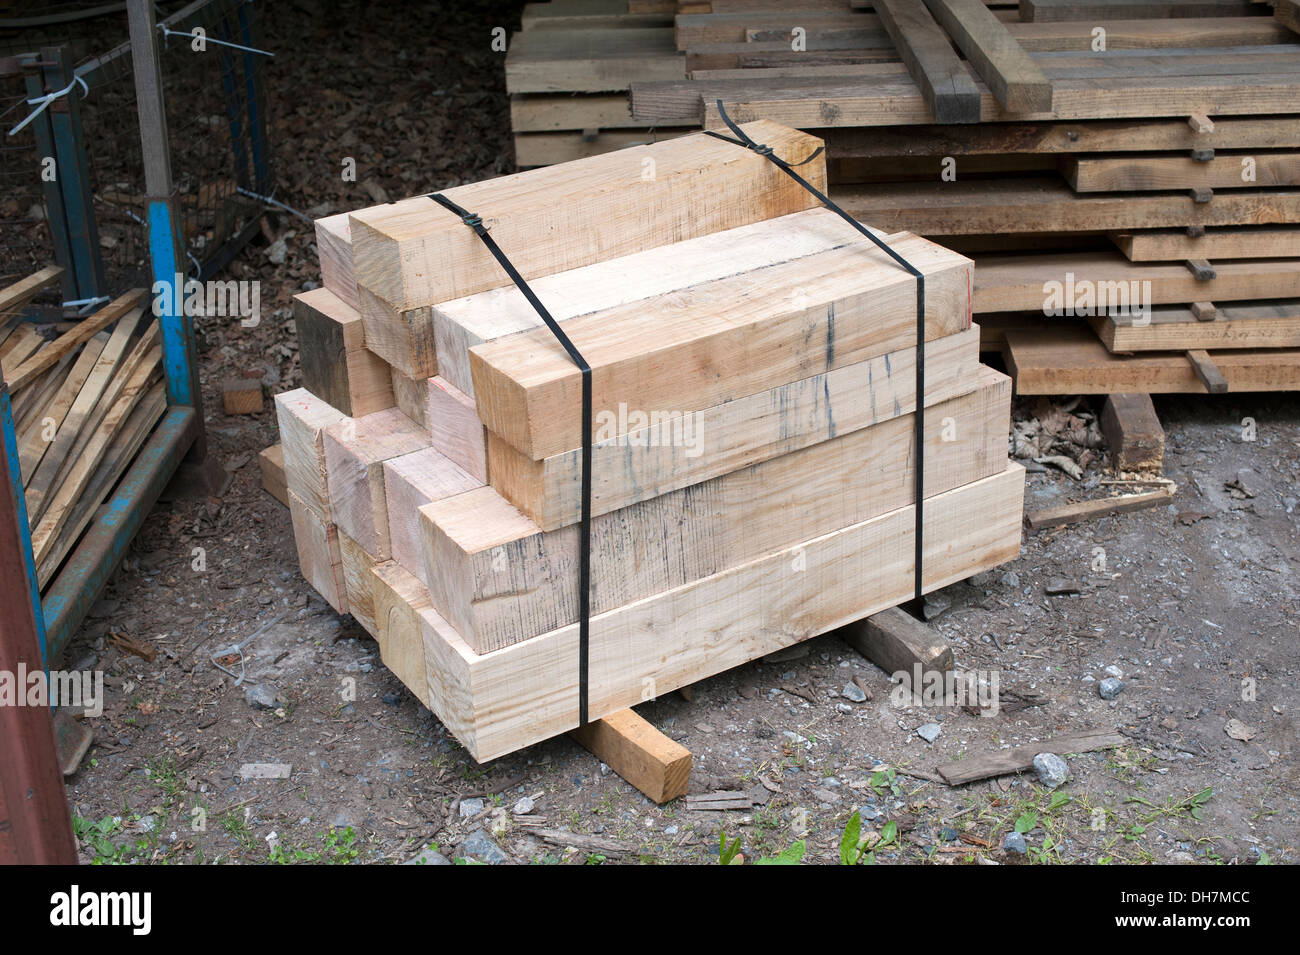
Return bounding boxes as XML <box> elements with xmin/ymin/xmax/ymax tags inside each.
<box><xmin>1</xmin><ymin>268</ymin><xmax>166</xmax><ymax>587</ymax></box>
<box><xmin>507</xmin><ymin>0</ymin><xmax>1300</xmax><ymax>398</ymax></box>
<box><xmin>276</xmin><ymin>122</ymin><xmax>1025</xmax><ymax>763</ymax></box>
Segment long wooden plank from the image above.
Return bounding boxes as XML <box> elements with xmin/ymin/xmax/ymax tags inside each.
<box><xmin>504</xmin><ymin>28</ymin><xmax>684</xmax><ymax>93</ymax></box>
<box><xmin>424</xmin><ymin>368</ymin><xmax>1009</xmax><ymax>652</ymax></box>
<box><xmin>314</xmin><ymin>213</ymin><xmax>358</xmax><ymax>310</ymax></box>
<box><xmin>1025</xmin><ymin>486</ymin><xmax>1174</xmax><ymax>530</ymax></box>
<box><xmin>293</xmin><ymin>286</ymin><xmax>394</xmax><ymax>417</ymax></box>
<box><xmin>569</xmin><ymin>709</ymin><xmax>691</xmax><ymax>804</ymax></box>
<box><xmin>273</xmin><ymin>388</ymin><xmax>347</xmax><ymax>521</ymax></box>
<box><xmin>419</xmin><ymin>464</ymin><xmax>1025</xmax><ymax>762</ymax></box>
<box><xmin>469</xmin><ymin>233</ymin><xmax>972</xmax><ymax>460</ymax></box>
<box><xmin>874</xmin><ymin>0</ymin><xmax>981</xmax><ymax>124</ymax></box>
<box><xmin>0</xmin><ymin>265</ymin><xmax>62</xmax><ymax>318</ymax></box>
<box><xmin>974</xmin><ymin>253</ymin><xmax>1300</xmax><ymax>313</ymax></box>
<box><xmin>514</xmin><ymin>128</ymin><xmax>692</xmax><ymax>167</ymax></box>
<box><xmin>1021</xmin><ymin>0</ymin><xmax>1255</xmax><ymax>21</ymax></box>
<box><xmin>1008</xmin><ymin>16</ymin><xmax>1290</xmax><ymax>49</ymax></box>
<box><xmin>922</xmin><ymin>0</ymin><xmax>1053</xmax><ymax>112</ymax></box>
<box><xmin>1113</xmin><ymin>226</ymin><xmax>1300</xmax><ymax>261</ymax></box>
<box><xmin>17</xmin><ymin>335</ymin><xmax>107</xmax><ymax>482</ymax></box>
<box><xmin>488</xmin><ymin>326</ymin><xmax>980</xmax><ymax>531</ymax></box>
<box><xmin>349</xmin><ymin>121</ymin><xmax>826</xmax><ymax>314</ymax></box>
<box><xmin>434</xmin><ymin>209</ymin><xmax>880</xmax><ymax>400</ymax></box>
<box><xmin>1091</xmin><ymin>302</ymin><xmax>1300</xmax><ymax>351</ymax></box>
<box><xmin>834</xmin><ymin>179</ymin><xmax>1300</xmax><ymax>236</ymax></box>
<box><xmin>323</xmin><ymin>407</ymin><xmax>432</xmax><ymax>559</ymax></box>
<box><xmin>510</xmin><ymin>93</ymin><xmax>642</xmax><ymax>132</ymax></box>
<box><xmin>1070</xmin><ymin>152</ymin><xmax>1300</xmax><ymax>192</ymax></box>
<box><xmin>674</xmin><ymin>12</ymin><xmax>879</xmax><ymax>47</ymax></box>
<box><xmin>370</xmin><ymin>561</ymin><xmax>435</xmax><ymax>708</ymax></box>
<box><xmin>1004</xmin><ymin>325</ymin><xmax>1300</xmax><ymax>393</ymax></box>
<box><xmin>4</xmin><ymin>288</ymin><xmax>144</xmax><ymax>392</ymax></box>
<box><xmin>822</xmin><ymin>116</ymin><xmax>1300</xmax><ymax>159</ymax></box>
<box><xmin>701</xmin><ymin>73</ymin><xmax>1300</xmax><ymax>129</ymax></box>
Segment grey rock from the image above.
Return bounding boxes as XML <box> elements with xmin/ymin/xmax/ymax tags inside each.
<box><xmin>916</xmin><ymin>722</ymin><xmax>942</xmax><ymax>743</ymax></box>
<box><xmin>512</xmin><ymin>796</ymin><xmax>535</xmax><ymax>815</ymax></box>
<box><xmin>1098</xmin><ymin>677</ymin><xmax>1125</xmax><ymax>700</ymax></box>
<box><xmin>244</xmin><ymin>683</ymin><xmax>278</xmax><ymax>709</ymax></box>
<box><xmin>1000</xmin><ymin>571</ymin><xmax>1020</xmax><ymax>589</ymax></box>
<box><xmin>459</xmin><ymin>828</ymin><xmax>508</xmax><ymax>865</ymax></box>
<box><xmin>1032</xmin><ymin>752</ymin><xmax>1069</xmax><ymax>789</ymax></box>
<box><xmin>458</xmin><ymin>797</ymin><xmax>485</xmax><ymax>819</ymax></box>
<box><xmin>265</xmin><ymin>237</ymin><xmax>288</xmax><ymax>265</ymax></box>
<box><xmin>1104</xmin><ymin>664</ymin><xmax>1124</xmax><ymax>679</ymax></box>
<box><xmin>922</xmin><ymin>594</ymin><xmax>951</xmax><ymax>620</ymax></box>
<box><xmin>939</xmin><ymin>827</ymin><xmax>959</xmax><ymax>842</ymax></box>
<box><xmin>137</xmin><ymin>814</ymin><xmax>156</xmax><ymax>833</ymax></box>
<box><xmin>403</xmin><ymin>847</ymin><xmax>451</xmax><ymax>865</ymax></box>
<box><xmin>835</xmin><ymin>703</ymin><xmax>854</xmax><ymax>715</ymax></box>
<box><xmin>1002</xmin><ymin>831</ymin><xmax>1027</xmax><ymax>854</ymax></box>
<box><xmin>764</xmin><ymin>644</ymin><xmax>809</xmax><ymax>663</ymax></box>
<box><xmin>842</xmin><ymin>682</ymin><xmax>867</xmax><ymax>703</ymax></box>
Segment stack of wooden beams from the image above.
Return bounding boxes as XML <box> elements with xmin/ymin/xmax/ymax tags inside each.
<box><xmin>278</xmin><ymin>123</ymin><xmax>1024</xmax><ymax>763</ymax></box>
<box><xmin>506</xmin><ymin>0</ymin><xmax>691</xmax><ymax>166</ymax></box>
<box><xmin>1</xmin><ymin>269</ymin><xmax>167</xmax><ymax>588</ymax></box>
<box><xmin>511</xmin><ymin>0</ymin><xmax>1300</xmax><ymax>396</ymax></box>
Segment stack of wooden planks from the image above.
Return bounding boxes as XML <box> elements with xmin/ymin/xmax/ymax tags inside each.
<box><xmin>278</xmin><ymin>123</ymin><xmax>1024</xmax><ymax>764</ymax></box>
<box><xmin>1</xmin><ymin>270</ymin><xmax>167</xmax><ymax>588</ymax></box>
<box><xmin>508</xmin><ymin>0</ymin><xmax>1300</xmax><ymax>398</ymax></box>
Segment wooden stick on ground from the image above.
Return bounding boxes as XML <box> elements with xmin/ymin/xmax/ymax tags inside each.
<box><xmin>1025</xmin><ymin>485</ymin><xmax>1174</xmax><ymax>531</ymax></box>
<box><xmin>935</xmin><ymin>729</ymin><xmax>1125</xmax><ymax>786</ymax></box>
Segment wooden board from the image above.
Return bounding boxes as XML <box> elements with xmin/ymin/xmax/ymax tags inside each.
<box><xmin>511</xmin><ymin>93</ymin><xmax>646</xmax><ymax>132</ymax></box>
<box><xmin>488</xmin><ymin>326</ymin><xmax>980</xmax><ymax>531</ymax></box>
<box><xmin>273</xmin><ymin>388</ymin><xmax>347</xmax><ymax>521</ymax></box>
<box><xmin>0</xmin><ymin>265</ymin><xmax>62</xmax><ymax>319</ymax></box>
<box><xmin>294</xmin><ymin>286</ymin><xmax>395</xmax><ymax>417</ymax></box>
<box><xmin>18</xmin><ymin>334</ymin><xmax>106</xmax><ymax>483</ymax></box>
<box><xmin>288</xmin><ymin>488</ymin><xmax>347</xmax><ymax>614</ymax></box>
<box><xmin>469</xmin><ymin>232</ymin><xmax>972</xmax><ymax>460</ymax></box>
<box><xmin>1091</xmin><ymin>301</ymin><xmax>1300</xmax><ymax>351</ymax></box>
<box><xmin>1069</xmin><ymin>152</ymin><xmax>1300</xmax><ymax>192</ymax></box>
<box><xmin>1004</xmin><ymin>325</ymin><xmax>1300</xmax><ymax>393</ymax></box>
<box><xmin>371</xmin><ymin>561</ymin><xmax>435</xmax><ymax>708</ymax></box>
<box><xmin>674</xmin><ymin>11</ymin><xmax>878</xmax><ymax>47</ymax></box>
<box><xmin>833</xmin><ymin>179</ymin><xmax>1300</xmax><ymax>236</ymax></box>
<box><xmin>337</xmin><ymin>530</ymin><xmax>379</xmax><ymax>637</ymax></box>
<box><xmin>1112</xmin><ymin>227</ymin><xmax>1300</xmax><ymax>261</ymax></box>
<box><xmin>381</xmin><ymin>447</ymin><xmax>480</xmax><ymax>587</ymax></box>
<box><xmin>314</xmin><ymin>213</ymin><xmax>359</xmax><ymax>310</ymax></box>
<box><xmin>504</xmin><ymin>28</ymin><xmax>684</xmax><ymax>93</ymax></box>
<box><xmin>936</xmin><ymin>728</ymin><xmax>1125</xmax><ymax>785</ymax></box>
<box><xmin>569</xmin><ymin>709</ymin><xmax>691</xmax><ymax>804</ymax></box>
<box><xmin>875</xmin><ymin>0</ymin><xmax>981</xmax><ymax>124</ymax></box>
<box><xmin>259</xmin><ymin>444</ymin><xmax>289</xmax><ymax>506</ymax></box>
<box><xmin>323</xmin><ymin>407</ymin><xmax>432</xmax><ymax>559</ymax></box>
<box><xmin>922</xmin><ymin>0</ymin><xmax>1053</xmax><ymax>112</ymax></box>
<box><xmin>974</xmin><ymin>252</ymin><xmax>1300</xmax><ymax>313</ymax></box>
<box><xmin>1020</xmin><ymin>0</ymin><xmax>1256</xmax><ymax>20</ymax></box>
<box><xmin>433</xmin><ymin>209</ymin><xmax>881</xmax><ymax>400</ymax></box>
<box><xmin>418</xmin><ymin>464</ymin><xmax>1025</xmax><ymax>762</ymax></box>
<box><xmin>348</xmin><ymin>121</ymin><xmax>826</xmax><ymax>313</ymax></box>
<box><xmin>822</xmin><ymin>116</ymin><xmax>1300</xmax><ymax>159</ymax></box>
<box><xmin>424</xmin><ymin>367</ymin><xmax>1008</xmax><ymax>652</ymax></box>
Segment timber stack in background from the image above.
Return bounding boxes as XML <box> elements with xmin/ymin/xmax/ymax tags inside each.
<box><xmin>506</xmin><ymin>0</ymin><xmax>1300</xmax><ymax>400</ymax></box>
<box><xmin>275</xmin><ymin>124</ymin><xmax>1024</xmax><ymax>769</ymax></box>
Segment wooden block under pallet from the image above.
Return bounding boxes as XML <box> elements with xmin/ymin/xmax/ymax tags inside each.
<box><xmin>323</xmin><ymin>407</ymin><xmax>432</xmax><ymax>559</ymax></box>
<box><xmin>221</xmin><ymin>378</ymin><xmax>263</xmax><ymax>415</ymax></box>
<box><xmin>288</xmin><ymin>489</ymin><xmax>347</xmax><ymax>614</ymax></box>
<box><xmin>838</xmin><ymin>605</ymin><xmax>953</xmax><ymax>686</ymax></box>
<box><xmin>423</xmin><ymin>367</ymin><xmax>1008</xmax><ymax>653</ymax></box>
<box><xmin>258</xmin><ymin>444</ymin><xmax>289</xmax><ymax>506</ymax></box>
<box><xmin>416</xmin><ymin>464</ymin><xmax>1025</xmax><ymax>762</ymax></box>
<box><xmin>294</xmin><ymin>286</ymin><xmax>395</xmax><ymax>418</ymax></box>
<box><xmin>570</xmin><ymin>709</ymin><xmax>691</xmax><ymax>804</ymax></box>
<box><xmin>1100</xmin><ymin>393</ymin><xmax>1165</xmax><ymax>472</ymax></box>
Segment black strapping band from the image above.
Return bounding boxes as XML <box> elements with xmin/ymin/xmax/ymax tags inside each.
<box><xmin>704</xmin><ymin>101</ymin><xmax>929</xmax><ymax>601</ymax></box>
<box><xmin>429</xmin><ymin>193</ymin><xmax>595</xmax><ymax>725</ymax></box>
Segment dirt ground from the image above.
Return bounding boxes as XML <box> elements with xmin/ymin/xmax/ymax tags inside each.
<box><xmin>60</xmin><ymin>1</ymin><xmax>1298</xmax><ymax>865</ymax></box>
